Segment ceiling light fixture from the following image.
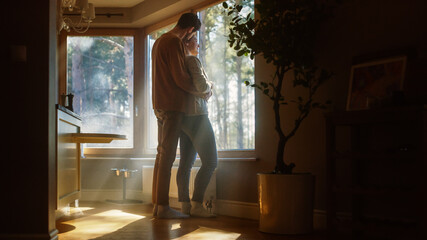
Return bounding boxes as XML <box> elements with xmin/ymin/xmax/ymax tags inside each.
<box><xmin>59</xmin><ymin>0</ymin><xmax>95</xmax><ymax>33</ymax></box>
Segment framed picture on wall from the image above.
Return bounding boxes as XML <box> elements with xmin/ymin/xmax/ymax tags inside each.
<box><xmin>346</xmin><ymin>56</ymin><xmax>407</xmax><ymax>111</ymax></box>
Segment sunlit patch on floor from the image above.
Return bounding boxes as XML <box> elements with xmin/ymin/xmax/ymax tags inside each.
<box><xmin>174</xmin><ymin>226</ymin><xmax>241</xmax><ymax>240</ymax></box>
<box><xmin>171</xmin><ymin>223</ymin><xmax>182</xmax><ymax>230</ymax></box>
<box><xmin>58</xmin><ymin>209</ymin><xmax>145</xmax><ymax>239</ymax></box>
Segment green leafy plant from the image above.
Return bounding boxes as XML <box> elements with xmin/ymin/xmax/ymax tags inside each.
<box><xmin>223</xmin><ymin>0</ymin><xmax>332</xmax><ymax>174</ymax></box>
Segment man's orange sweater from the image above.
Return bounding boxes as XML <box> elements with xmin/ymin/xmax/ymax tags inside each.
<box><xmin>152</xmin><ymin>32</ymin><xmax>198</xmax><ymax>114</ymax></box>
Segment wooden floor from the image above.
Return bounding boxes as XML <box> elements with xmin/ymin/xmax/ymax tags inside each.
<box><xmin>56</xmin><ymin>201</ymin><xmax>328</xmax><ymax>240</ymax></box>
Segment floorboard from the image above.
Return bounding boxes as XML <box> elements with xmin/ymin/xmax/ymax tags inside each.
<box><xmin>56</xmin><ymin>201</ymin><xmax>328</xmax><ymax>240</ymax></box>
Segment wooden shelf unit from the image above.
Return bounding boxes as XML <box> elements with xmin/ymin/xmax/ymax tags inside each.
<box><xmin>325</xmin><ymin>106</ymin><xmax>426</xmax><ymax>239</ymax></box>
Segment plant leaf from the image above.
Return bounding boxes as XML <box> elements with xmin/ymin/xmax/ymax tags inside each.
<box><xmin>237</xmin><ymin>49</ymin><xmax>246</xmax><ymax>56</ymax></box>
<box><xmin>263</xmin><ymin>89</ymin><xmax>270</xmax><ymax>95</ymax></box>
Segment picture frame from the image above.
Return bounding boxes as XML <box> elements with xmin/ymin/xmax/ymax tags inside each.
<box><xmin>346</xmin><ymin>56</ymin><xmax>407</xmax><ymax>111</ymax></box>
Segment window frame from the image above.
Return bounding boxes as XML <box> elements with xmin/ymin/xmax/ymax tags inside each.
<box><xmin>59</xmin><ymin>28</ymin><xmax>147</xmax><ymax>157</ymax></box>
<box><xmin>57</xmin><ymin>0</ymin><xmax>257</xmax><ymax>160</ymax></box>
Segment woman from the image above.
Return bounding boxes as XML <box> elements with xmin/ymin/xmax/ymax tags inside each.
<box><xmin>177</xmin><ymin>34</ymin><xmax>217</xmax><ymax>218</ymax></box>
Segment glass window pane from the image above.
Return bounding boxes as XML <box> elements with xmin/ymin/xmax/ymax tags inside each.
<box><xmin>199</xmin><ymin>0</ymin><xmax>255</xmax><ymax>150</ymax></box>
<box><xmin>67</xmin><ymin>36</ymin><xmax>134</xmax><ymax>148</ymax></box>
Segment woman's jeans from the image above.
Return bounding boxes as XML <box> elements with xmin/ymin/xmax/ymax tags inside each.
<box><xmin>177</xmin><ymin>114</ymin><xmax>218</xmax><ymax>203</ymax></box>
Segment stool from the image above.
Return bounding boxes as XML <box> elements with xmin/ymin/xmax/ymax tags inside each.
<box><xmin>106</xmin><ymin>168</ymin><xmax>143</xmax><ymax>204</ymax></box>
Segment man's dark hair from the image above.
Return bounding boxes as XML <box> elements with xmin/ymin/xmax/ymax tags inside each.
<box><xmin>176</xmin><ymin>13</ymin><xmax>201</xmax><ymax>32</ymax></box>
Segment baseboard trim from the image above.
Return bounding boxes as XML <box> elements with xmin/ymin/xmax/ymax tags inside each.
<box><xmin>0</xmin><ymin>229</ymin><xmax>58</xmax><ymax>240</ymax></box>
<box><xmin>215</xmin><ymin>200</ymin><xmax>327</xmax><ymax>230</ymax></box>
<box><xmin>313</xmin><ymin>209</ymin><xmax>327</xmax><ymax>230</ymax></box>
<box><xmin>216</xmin><ymin>199</ymin><xmax>259</xmax><ymax>220</ymax></box>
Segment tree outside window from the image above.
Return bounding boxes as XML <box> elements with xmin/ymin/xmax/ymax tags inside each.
<box><xmin>67</xmin><ymin>36</ymin><xmax>134</xmax><ymax>148</ymax></box>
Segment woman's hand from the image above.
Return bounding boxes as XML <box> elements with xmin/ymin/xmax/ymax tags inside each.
<box><xmin>203</xmin><ymin>90</ymin><xmax>213</xmax><ymax>102</ymax></box>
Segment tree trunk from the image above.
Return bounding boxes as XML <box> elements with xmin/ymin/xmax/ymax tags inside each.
<box><xmin>221</xmin><ymin>10</ymin><xmax>229</xmax><ymax>148</ymax></box>
<box><xmin>71</xmin><ymin>43</ymin><xmax>83</xmax><ymax>115</ymax></box>
<box><xmin>236</xmin><ymin>56</ymin><xmax>244</xmax><ymax>149</ymax></box>
<box><xmin>273</xmin><ymin>66</ymin><xmax>294</xmax><ymax>174</ymax></box>
<box><xmin>124</xmin><ymin>37</ymin><xmax>133</xmax><ymax>116</ymax></box>
<box><xmin>213</xmin><ymin>93</ymin><xmax>223</xmax><ymax>148</ymax></box>
<box><xmin>199</xmin><ymin>10</ymin><xmax>207</xmax><ymax>68</ymax></box>
<box><xmin>274</xmin><ymin>100</ymin><xmax>287</xmax><ymax>173</ymax></box>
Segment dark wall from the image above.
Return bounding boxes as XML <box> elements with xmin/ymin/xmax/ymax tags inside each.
<box><xmin>316</xmin><ymin>0</ymin><xmax>427</xmax><ymax>110</ymax></box>
<box><xmin>216</xmin><ymin>0</ymin><xmax>427</xmax><ymax>211</ymax></box>
<box><xmin>3</xmin><ymin>0</ymin><xmax>58</xmax><ymax>238</ymax></box>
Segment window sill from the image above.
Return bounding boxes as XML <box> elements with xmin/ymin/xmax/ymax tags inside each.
<box><xmin>83</xmin><ymin>150</ymin><xmax>257</xmax><ymax>162</ymax></box>
<box><xmin>82</xmin><ymin>156</ymin><xmax>258</xmax><ymax>164</ymax></box>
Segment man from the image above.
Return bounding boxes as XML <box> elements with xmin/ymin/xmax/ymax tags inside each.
<box><xmin>151</xmin><ymin>12</ymin><xmax>204</xmax><ymax>219</ymax></box>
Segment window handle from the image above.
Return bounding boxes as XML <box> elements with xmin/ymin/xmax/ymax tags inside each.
<box><xmin>135</xmin><ymin>105</ymin><xmax>138</xmax><ymax>117</ymax></box>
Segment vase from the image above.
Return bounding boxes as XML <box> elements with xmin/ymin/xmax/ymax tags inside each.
<box><xmin>257</xmin><ymin>172</ymin><xmax>315</xmax><ymax>234</ymax></box>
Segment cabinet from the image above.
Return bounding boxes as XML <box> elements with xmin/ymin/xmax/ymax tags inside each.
<box><xmin>56</xmin><ymin>105</ymin><xmax>127</xmax><ymax>213</ymax></box>
<box><xmin>325</xmin><ymin>106</ymin><xmax>426</xmax><ymax>239</ymax></box>
<box><xmin>57</xmin><ymin>107</ymin><xmax>82</xmax><ymax>210</ymax></box>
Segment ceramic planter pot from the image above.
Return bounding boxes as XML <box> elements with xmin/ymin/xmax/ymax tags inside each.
<box><xmin>258</xmin><ymin>172</ymin><xmax>315</xmax><ymax>234</ymax></box>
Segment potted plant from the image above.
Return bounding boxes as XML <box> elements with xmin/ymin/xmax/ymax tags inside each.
<box><xmin>223</xmin><ymin>0</ymin><xmax>333</xmax><ymax>234</ymax></box>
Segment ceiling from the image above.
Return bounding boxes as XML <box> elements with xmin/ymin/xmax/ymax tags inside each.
<box><xmin>87</xmin><ymin>0</ymin><xmax>208</xmax><ymax>29</ymax></box>
<box><xmin>91</xmin><ymin>0</ymin><xmax>145</xmax><ymax>8</ymax></box>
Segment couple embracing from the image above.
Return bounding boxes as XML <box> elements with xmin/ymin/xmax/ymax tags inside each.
<box><xmin>151</xmin><ymin>13</ymin><xmax>217</xmax><ymax>219</ymax></box>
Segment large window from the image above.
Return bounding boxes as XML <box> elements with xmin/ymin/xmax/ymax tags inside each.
<box><xmin>67</xmin><ymin>36</ymin><xmax>134</xmax><ymax>148</ymax></box>
<box><xmin>147</xmin><ymin>0</ymin><xmax>255</xmax><ymax>151</ymax></box>
<box><xmin>63</xmin><ymin>1</ymin><xmax>254</xmax><ymax>156</ymax></box>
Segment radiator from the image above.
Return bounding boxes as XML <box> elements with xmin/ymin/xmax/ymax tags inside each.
<box><xmin>142</xmin><ymin>166</ymin><xmax>216</xmax><ymax>212</ymax></box>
